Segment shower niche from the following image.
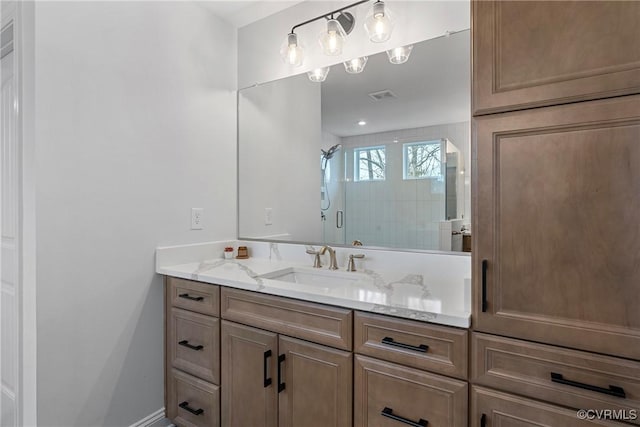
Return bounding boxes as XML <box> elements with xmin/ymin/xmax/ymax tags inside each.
<box><xmin>238</xmin><ymin>31</ymin><xmax>470</xmax><ymax>252</ymax></box>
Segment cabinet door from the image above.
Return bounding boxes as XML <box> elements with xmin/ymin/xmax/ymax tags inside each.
<box><xmin>354</xmin><ymin>355</ymin><xmax>467</xmax><ymax>427</ymax></box>
<box><xmin>471</xmin><ymin>386</ymin><xmax>626</xmax><ymax>427</ymax></box>
<box><xmin>278</xmin><ymin>336</ymin><xmax>352</xmax><ymax>427</ymax></box>
<box><xmin>221</xmin><ymin>321</ymin><xmax>277</xmax><ymax>427</ymax></box>
<box><xmin>473</xmin><ymin>1</ymin><xmax>640</xmax><ymax>115</ymax></box>
<box><xmin>473</xmin><ymin>95</ymin><xmax>640</xmax><ymax>359</ymax></box>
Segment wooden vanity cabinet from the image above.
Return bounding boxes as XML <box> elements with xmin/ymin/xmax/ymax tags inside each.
<box><xmin>220</xmin><ymin>289</ymin><xmax>353</xmax><ymax>427</ymax></box>
<box><xmin>472</xmin><ymin>1</ymin><xmax>640</xmax><ymax>115</ymax></box>
<box><xmin>165</xmin><ymin>282</ymin><xmax>470</xmax><ymax>427</ymax></box>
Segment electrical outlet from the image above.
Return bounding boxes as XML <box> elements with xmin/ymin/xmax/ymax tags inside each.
<box><xmin>191</xmin><ymin>208</ymin><xmax>204</xmax><ymax>230</ymax></box>
<box><xmin>264</xmin><ymin>208</ymin><xmax>273</xmax><ymax>226</ymax></box>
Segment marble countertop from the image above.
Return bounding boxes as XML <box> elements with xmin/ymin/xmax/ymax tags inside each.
<box><xmin>158</xmin><ymin>256</ymin><xmax>470</xmax><ymax>328</ymax></box>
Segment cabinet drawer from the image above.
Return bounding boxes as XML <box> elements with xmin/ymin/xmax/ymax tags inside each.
<box><xmin>471</xmin><ymin>386</ymin><xmax>627</xmax><ymax>427</ymax></box>
<box><xmin>472</xmin><ymin>333</ymin><xmax>640</xmax><ymax>424</ymax></box>
<box><xmin>168</xmin><ymin>369</ymin><xmax>220</xmax><ymax>427</ymax></box>
<box><xmin>220</xmin><ymin>288</ymin><xmax>352</xmax><ymax>351</ymax></box>
<box><xmin>170</xmin><ymin>308</ymin><xmax>220</xmax><ymax>384</ymax></box>
<box><xmin>354</xmin><ymin>311</ymin><xmax>468</xmax><ymax>379</ymax></box>
<box><xmin>354</xmin><ymin>355</ymin><xmax>467</xmax><ymax>427</ymax></box>
<box><xmin>168</xmin><ymin>277</ymin><xmax>219</xmax><ymax>317</ymax></box>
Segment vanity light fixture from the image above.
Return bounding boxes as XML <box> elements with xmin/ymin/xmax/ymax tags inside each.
<box><xmin>344</xmin><ymin>56</ymin><xmax>368</xmax><ymax>74</ymax></box>
<box><xmin>281</xmin><ymin>0</ymin><xmax>373</xmax><ymax>63</ymax></box>
<box><xmin>387</xmin><ymin>44</ymin><xmax>413</xmax><ymax>64</ymax></box>
<box><xmin>364</xmin><ymin>0</ymin><xmax>394</xmax><ymax>43</ymax></box>
<box><xmin>307</xmin><ymin>66</ymin><xmax>330</xmax><ymax>83</ymax></box>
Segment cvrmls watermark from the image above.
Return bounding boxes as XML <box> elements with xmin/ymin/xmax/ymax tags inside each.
<box><xmin>576</xmin><ymin>409</ymin><xmax>638</xmax><ymax>421</ymax></box>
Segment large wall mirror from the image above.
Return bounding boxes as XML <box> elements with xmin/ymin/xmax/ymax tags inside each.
<box><xmin>239</xmin><ymin>29</ymin><xmax>470</xmax><ymax>252</ymax></box>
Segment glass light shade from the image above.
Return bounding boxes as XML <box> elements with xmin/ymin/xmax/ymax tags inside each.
<box><xmin>364</xmin><ymin>1</ymin><xmax>394</xmax><ymax>43</ymax></box>
<box><xmin>280</xmin><ymin>33</ymin><xmax>303</xmax><ymax>67</ymax></box>
<box><xmin>307</xmin><ymin>67</ymin><xmax>330</xmax><ymax>82</ymax></box>
<box><xmin>319</xmin><ymin>19</ymin><xmax>346</xmax><ymax>56</ymax></box>
<box><xmin>343</xmin><ymin>56</ymin><xmax>368</xmax><ymax>74</ymax></box>
<box><xmin>387</xmin><ymin>45</ymin><xmax>413</xmax><ymax>64</ymax></box>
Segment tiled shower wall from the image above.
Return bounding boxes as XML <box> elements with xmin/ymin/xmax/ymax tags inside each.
<box><xmin>341</xmin><ymin>121</ymin><xmax>470</xmax><ymax>250</ymax></box>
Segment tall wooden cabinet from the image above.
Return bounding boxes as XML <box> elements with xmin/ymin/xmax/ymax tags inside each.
<box><xmin>472</xmin><ymin>1</ymin><xmax>640</xmax><ymax>425</ymax></box>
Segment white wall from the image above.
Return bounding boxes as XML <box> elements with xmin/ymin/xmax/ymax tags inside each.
<box><xmin>238</xmin><ymin>0</ymin><xmax>470</xmax><ymax>88</ymax></box>
<box><xmin>33</xmin><ymin>2</ymin><xmax>236</xmax><ymax>425</ymax></box>
<box><xmin>239</xmin><ymin>73</ymin><xmax>322</xmax><ymax>242</ymax></box>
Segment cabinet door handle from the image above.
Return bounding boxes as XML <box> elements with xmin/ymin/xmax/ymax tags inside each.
<box><xmin>550</xmin><ymin>372</ymin><xmax>626</xmax><ymax>398</ymax></box>
<box><xmin>179</xmin><ymin>293</ymin><xmax>204</xmax><ymax>302</ymax></box>
<box><xmin>381</xmin><ymin>337</ymin><xmax>428</xmax><ymax>353</ymax></box>
<box><xmin>481</xmin><ymin>259</ymin><xmax>488</xmax><ymax>312</ymax></box>
<box><xmin>179</xmin><ymin>401</ymin><xmax>204</xmax><ymax>416</ymax></box>
<box><xmin>381</xmin><ymin>407</ymin><xmax>428</xmax><ymax>426</ymax></box>
<box><xmin>277</xmin><ymin>354</ymin><xmax>286</xmax><ymax>392</ymax></box>
<box><xmin>178</xmin><ymin>340</ymin><xmax>203</xmax><ymax>351</ymax></box>
<box><xmin>263</xmin><ymin>350</ymin><xmax>272</xmax><ymax>387</ymax></box>
<box><xmin>480</xmin><ymin>413</ymin><xmax>487</xmax><ymax>427</ymax></box>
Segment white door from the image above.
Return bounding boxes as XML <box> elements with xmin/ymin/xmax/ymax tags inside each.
<box><xmin>1</xmin><ymin>19</ymin><xmax>20</xmax><ymax>427</ymax></box>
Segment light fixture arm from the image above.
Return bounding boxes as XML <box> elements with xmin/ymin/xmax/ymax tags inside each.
<box><xmin>290</xmin><ymin>0</ymin><xmax>370</xmax><ymax>34</ymax></box>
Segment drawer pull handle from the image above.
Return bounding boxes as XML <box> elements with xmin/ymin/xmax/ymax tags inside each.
<box><xmin>178</xmin><ymin>340</ymin><xmax>204</xmax><ymax>351</ymax></box>
<box><xmin>179</xmin><ymin>401</ymin><xmax>204</xmax><ymax>416</ymax></box>
<box><xmin>381</xmin><ymin>407</ymin><xmax>428</xmax><ymax>427</ymax></box>
<box><xmin>179</xmin><ymin>293</ymin><xmax>204</xmax><ymax>302</ymax></box>
<box><xmin>263</xmin><ymin>350</ymin><xmax>272</xmax><ymax>387</ymax></box>
<box><xmin>550</xmin><ymin>372</ymin><xmax>626</xmax><ymax>398</ymax></box>
<box><xmin>277</xmin><ymin>354</ymin><xmax>286</xmax><ymax>392</ymax></box>
<box><xmin>480</xmin><ymin>413</ymin><xmax>487</xmax><ymax>427</ymax></box>
<box><xmin>481</xmin><ymin>259</ymin><xmax>488</xmax><ymax>312</ymax></box>
<box><xmin>381</xmin><ymin>337</ymin><xmax>428</xmax><ymax>353</ymax></box>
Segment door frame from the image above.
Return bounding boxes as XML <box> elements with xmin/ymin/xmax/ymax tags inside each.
<box><xmin>1</xmin><ymin>1</ymin><xmax>36</xmax><ymax>425</ymax></box>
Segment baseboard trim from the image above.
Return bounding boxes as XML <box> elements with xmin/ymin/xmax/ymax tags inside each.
<box><xmin>129</xmin><ymin>408</ymin><xmax>165</xmax><ymax>427</ymax></box>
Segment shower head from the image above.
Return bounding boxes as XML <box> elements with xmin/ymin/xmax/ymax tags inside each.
<box><xmin>321</xmin><ymin>144</ymin><xmax>342</xmax><ymax>160</ymax></box>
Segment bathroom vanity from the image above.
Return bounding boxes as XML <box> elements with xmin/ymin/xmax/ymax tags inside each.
<box><xmin>158</xmin><ymin>243</ymin><xmax>471</xmax><ymax>427</ymax></box>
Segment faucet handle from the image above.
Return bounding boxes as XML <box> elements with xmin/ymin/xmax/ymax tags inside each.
<box><xmin>347</xmin><ymin>254</ymin><xmax>365</xmax><ymax>272</ymax></box>
<box><xmin>306</xmin><ymin>247</ymin><xmax>322</xmax><ymax>268</ymax></box>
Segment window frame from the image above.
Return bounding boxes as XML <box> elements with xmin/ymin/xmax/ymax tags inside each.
<box><xmin>353</xmin><ymin>145</ymin><xmax>386</xmax><ymax>182</ymax></box>
<box><xmin>402</xmin><ymin>140</ymin><xmax>443</xmax><ymax>180</ymax></box>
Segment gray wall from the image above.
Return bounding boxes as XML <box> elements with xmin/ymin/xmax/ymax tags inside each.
<box><xmin>32</xmin><ymin>2</ymin><xmax>237</xmax><ymax>425</ymax></box>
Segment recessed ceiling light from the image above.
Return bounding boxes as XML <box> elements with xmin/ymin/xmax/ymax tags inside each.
<box><xmin>358</xmin><ymin>120</ymin><xmax>367</xmax><ymax>126</ymax></box>
<box><xmin>393</xmin><ymin>138</ymin><xmax>399</xmax><ymax>143</ymax></box>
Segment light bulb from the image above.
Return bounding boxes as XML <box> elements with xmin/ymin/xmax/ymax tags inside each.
<box><xmin>343</xmin><ymin>56</ymin><xmax>368</xmax><ymax>74</ymax></box>
<box><xmin>319</xmin><ymin>19</ymin><xmax>345</xmax><ymax>56</ymax></box>
<box><xmin>280</xmin><ymin>32</ymin><xmax>303</xmax><ymax>67</ymax></box>
<box><xmin>307</xmin><ymin>67</ymin><xmax>330</xmax><ymax>83</ymax></box>
<box><xmin>364</xmin><ymin>1</ymin><xmax>393</xmax><ymax>43</ymax></box>
<box><xmin>387</xmin><ymin>45</ymin><xmax>413</xmax><ymax>64</ymax></box>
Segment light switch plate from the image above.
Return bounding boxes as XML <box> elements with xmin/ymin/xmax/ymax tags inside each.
<box><xmin>191</xmin><ymin>208</ymin><xmax>204</xmax><ymax>230</ymax></box>
<box><xmin>264</xmin><ymin>208</ymin><xmax>273</xmax><ymax>225</ymax></box>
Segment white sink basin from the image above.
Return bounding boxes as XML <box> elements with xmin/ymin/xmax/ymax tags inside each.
<box><xmin>260</xmin><ymin>267</ymin><xmax>367</xmax><ymax>288</ymax></box>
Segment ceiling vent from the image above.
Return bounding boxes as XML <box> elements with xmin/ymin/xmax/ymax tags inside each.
<box><xmin>368</xmin><ymin>89</ymin><xmax>397</xmax><ymax>101</ymax></box>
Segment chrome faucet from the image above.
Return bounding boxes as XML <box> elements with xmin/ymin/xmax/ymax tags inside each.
<box><xmin>319</xmin><ymin>245</ymin><xmax>339</xmax><ymax>270</ymax></box>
